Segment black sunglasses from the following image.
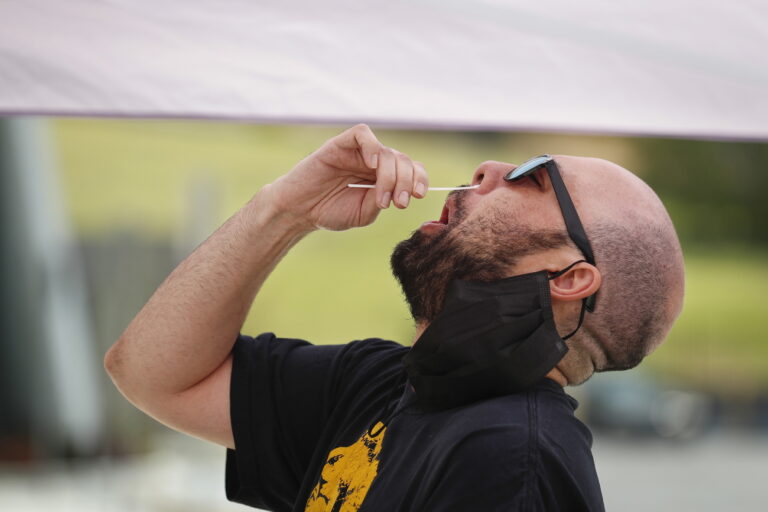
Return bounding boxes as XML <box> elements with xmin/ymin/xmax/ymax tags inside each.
<box><xmin>505</xmin><ymin>155</ymin><xmax>597</xmax><ymax>314</ymax></box>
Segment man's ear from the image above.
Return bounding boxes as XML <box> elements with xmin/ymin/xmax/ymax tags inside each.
<box><xmin>549</xmin><ymin>262</ymin><xmax>601</xmax><ymax>302</ymax></box>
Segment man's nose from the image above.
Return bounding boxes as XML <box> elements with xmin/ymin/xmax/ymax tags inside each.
<box><xmin>471</xmin><ymin>161</ymin><xmax>516</xmax><ymax>194</ymax></box>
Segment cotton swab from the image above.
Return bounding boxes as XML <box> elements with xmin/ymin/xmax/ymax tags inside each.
<box><xmin>347</xmin><ymin>184</ymin><xmax>479</xmax><ymax>191</ymax></box>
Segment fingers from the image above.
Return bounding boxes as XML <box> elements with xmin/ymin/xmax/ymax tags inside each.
<box><xmin>413</xmin><ymin>161</ymin><xmax>429</xmax><ymax>198</ymax></box>
<box><xmin>341</xmin><ymin>124</ymin><xmax>383</xmax><ymax>169</ymax></box>
<box><xmin>375</xmin><ymin>150</ymin><xmax>396</xmax><ymax>208</ymax></box>
<box><xmin>394</xmin><ymin>154</ymin><xmax>414</xmax><ymax>209</ymax></box>
<box><xmin>341</xmin><ymin>124</ymin><xmax>429</xmax><ymax>209</ymax></box>
<box><xmin>373</xmin><ymin>150</ymin><xmax>430</xmax><ymax>209</ymax></box>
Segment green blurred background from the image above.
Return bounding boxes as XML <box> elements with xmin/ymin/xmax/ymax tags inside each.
<box><xmin>52</xmin><ymin>118</ymin><xmax>768</xmax><ymax>397</ymax></box>
<box><xmin>2</xmin><ymin>117</ymin><xmax>766</xmax><ymax>512</ymax></box>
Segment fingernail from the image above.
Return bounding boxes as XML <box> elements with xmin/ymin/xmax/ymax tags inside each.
<box><xmin>415</xmin><ymin>182</ymin><xmax>426</xmax><ymax>197</ymax></box>
<box><xmin>370</xmin><ymin>154</ymin><xmax>378</xmax><ymax>168</ymax></box>
<box><xmin>381</xmin><ymin>191</ymin><xmax>391</xmax><ymax>208</ymax></box>
<box><xmin>399</xmin><ymin>190</ymin><xmax>410</xmax><ymax>207</ymax></box>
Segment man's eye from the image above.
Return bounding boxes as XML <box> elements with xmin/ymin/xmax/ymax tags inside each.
<box><xmin>528</xmin><ymin>173</ymin><xmax>541</xmax><ymax>187</ymax></box>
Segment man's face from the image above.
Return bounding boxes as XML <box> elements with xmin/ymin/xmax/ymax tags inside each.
<box><xmin>390</xmin><ymin>160</ymin><xmax>571</xmax><ymax>323</ymax></box>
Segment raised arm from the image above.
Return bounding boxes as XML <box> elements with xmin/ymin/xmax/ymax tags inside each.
<box><xmin>103</xmin><ymin>125</ymin><xmax>428</xmax><ymax>449</ymax></box>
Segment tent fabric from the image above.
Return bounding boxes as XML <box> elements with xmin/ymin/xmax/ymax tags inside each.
<box><xmin>1</xmin><ymin>0</ymin><xmax>767</xmax><ymax>140</ymax></box>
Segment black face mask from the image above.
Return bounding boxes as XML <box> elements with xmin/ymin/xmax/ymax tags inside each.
<box><xmin>402</xmin><ymin>261</ymin><xmax>585</xmax><ymax>409</ymax></box>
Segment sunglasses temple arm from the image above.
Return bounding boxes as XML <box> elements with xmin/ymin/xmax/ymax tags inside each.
<box><xmin>545</xmin><ymin>162</ymin><xmax>595</xmax><ymax>262</ymax></box>
<box><xmin>545</xmin><ymin>162</ymin><xmax>598</xmax><ymax>312</ymax></box>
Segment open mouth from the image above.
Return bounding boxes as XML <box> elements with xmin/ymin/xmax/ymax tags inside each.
<box><xmin>420</xmin><ymin>201</ymin><xmax>451</xmax><ymax>233</ymax></box>
<box><xmin>429</xmin><ymin>202</ymin><xmax>450</xmax><ymax>224</ymax></box>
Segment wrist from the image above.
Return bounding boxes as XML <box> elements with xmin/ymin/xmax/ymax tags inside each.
<box><xmin>245</xmin><ymin>184</ymin><xmax>317</xmax><ymax>239</ymax></box>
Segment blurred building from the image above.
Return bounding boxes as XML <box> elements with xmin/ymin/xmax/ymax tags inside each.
<box><xmin>0</xmin><ymin>118</ymin><xmax>102</xmax><ymax>460</ymax></box>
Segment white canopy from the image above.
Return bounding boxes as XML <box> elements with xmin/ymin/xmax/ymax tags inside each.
<box><xmin>1</xmin><ymin>0</ymin><xmax>766</xmax><ymax>139</ymax></box>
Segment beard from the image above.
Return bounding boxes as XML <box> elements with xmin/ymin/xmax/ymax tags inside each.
<box><xmin>390</xmin><ymin>190</ymin><xmax>569</xmax><ymax>323</ymax></box>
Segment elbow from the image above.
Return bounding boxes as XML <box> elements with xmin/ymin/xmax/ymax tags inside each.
<box><xmin>103</xmin><ymin>348</ymin><xmax>115</xmax><ymax>376</ymax></box>
<box><xmin>103</xmin><ymin>339</ymin><xmax>125</xmax><ymax>380</ymax></box>
<box><xmin>103</xmin><ymin>340</ymin><xmax>142</xmax><ymax>405</ymax></box>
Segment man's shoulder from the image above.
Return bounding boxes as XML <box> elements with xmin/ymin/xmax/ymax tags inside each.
<box><xmin>342</xmin><ymin>336</ymin><xmax>409</xmax><ymax>358</ymax></box>
<box><xmin>236</xmin><ymin>332</ymin><xmax>407</xmax><ymax>360</ymax></box>
<box><xmin>232</xmin><ymin>333</ymin><xmax>408</xmax><ymax>399</ymax></box>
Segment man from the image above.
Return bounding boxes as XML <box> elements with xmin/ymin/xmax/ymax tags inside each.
<box><xmin>105</xmin><ymin>124</ymin><xmax>684</xmax><ymax>511</ymax></box>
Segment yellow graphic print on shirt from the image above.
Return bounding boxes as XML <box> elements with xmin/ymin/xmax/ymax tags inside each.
<box><xmin>304</xmin><ymin>422</ymin><xmax>386</xmax><ymax>512</ymax></box>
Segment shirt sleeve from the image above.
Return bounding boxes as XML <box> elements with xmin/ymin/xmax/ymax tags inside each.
<box><xmin>225</xmin><ymin>332</ymin><xmax>348</xmax><ymax>511</ymax></box>
<box><xmin>224</xmin><ymin>332</ymin><xmax>406</xmax><ymax>511</ymax></box>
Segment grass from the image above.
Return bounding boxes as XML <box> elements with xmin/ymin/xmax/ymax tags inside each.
<box><xmin>646</xmin><ymin>248</ymin><xmax>768</xmax><ymax>393</ymax></box>
<box><xmin>51</xmin><ymin>118</ymin><xmax>768</xmax><ymax>393</ymax></box>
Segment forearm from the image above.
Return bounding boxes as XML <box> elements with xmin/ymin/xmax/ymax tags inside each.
<box><xmin>104</xmin><ymin>184</ymin><xmax>312</xmax><ymax>399</ymax></box>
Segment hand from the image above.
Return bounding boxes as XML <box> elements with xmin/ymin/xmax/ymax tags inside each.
<box><xmin>263</xmin><ymin>124</ymin><xmax>429</xmax><ymax>231</ymax></box>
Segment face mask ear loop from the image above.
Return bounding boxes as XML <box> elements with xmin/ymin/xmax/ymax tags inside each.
<box><xmin>547</xmin><ymin>259</ymin><xmax>588</xmax><ymax>340</ymax></box>
<box><xmin>547</xmin><ymin>259</ymin><xmax>586</xmax><ymax>280</ymax></box>
<box><xmin>561</xmin><ymin>299</ymin><xmax>587</xmax><ymax>340</ymax></box>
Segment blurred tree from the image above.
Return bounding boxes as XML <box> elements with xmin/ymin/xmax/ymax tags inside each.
<box><xmin>634</xmin><ymin>139</ymin><xmax>768</xmax><ymax>248</ymax></box>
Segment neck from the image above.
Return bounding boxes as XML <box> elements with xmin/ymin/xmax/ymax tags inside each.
<box><xmin>412</xmin><ymin>321</ymin><xmax>428</xmax><ymax>344</ymax></box>
<box><xmin>545</xmin><ymin>367</ymin><xmax>568</xmax><ymax>387</ymax></box>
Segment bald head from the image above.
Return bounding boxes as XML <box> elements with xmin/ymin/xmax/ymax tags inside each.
<box><xmin>553</xmin><ymin>155</ymin><xmax>685</xmax><ymax>381</ymax></box>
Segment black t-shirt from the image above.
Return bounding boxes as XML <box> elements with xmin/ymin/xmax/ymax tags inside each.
<box><xmin>225</xmin><ymin>333</ymin><xmax>604</xmax><ymax>512</ymax></box>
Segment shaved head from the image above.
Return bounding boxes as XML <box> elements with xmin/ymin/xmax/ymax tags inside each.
<box><xmin>553</xmin><ymin>156</ymin><xmax>685</xmax><ymax>381</ymax></box>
